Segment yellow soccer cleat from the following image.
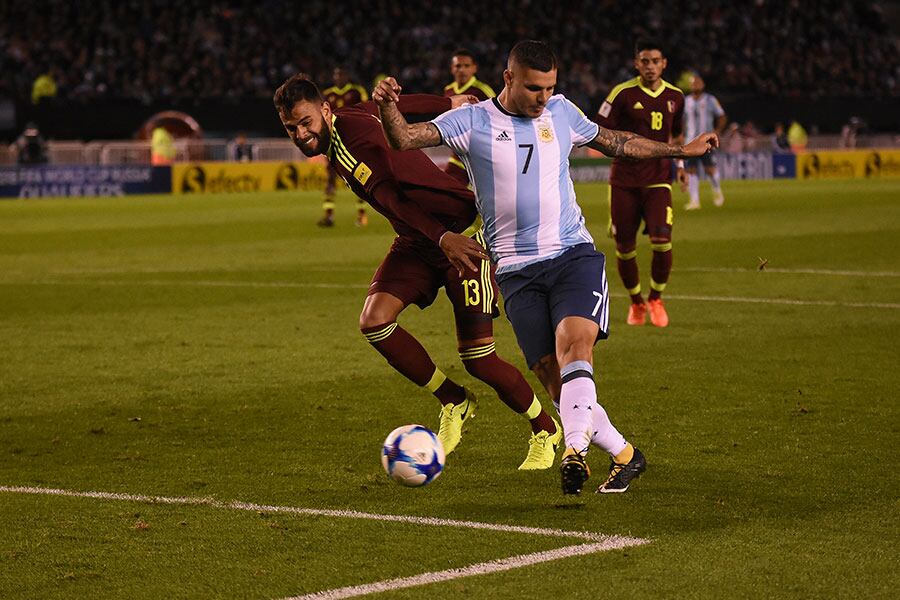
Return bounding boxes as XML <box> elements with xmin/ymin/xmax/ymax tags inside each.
<box><xmin>437</xmin><ymin>389</ymin><xmax>477</xmax><ymax>455</ymax></box>
<box><xmin>518</xmin><ymin>418</ymin><xmax>562</xmax><ymax>470</ymax></box>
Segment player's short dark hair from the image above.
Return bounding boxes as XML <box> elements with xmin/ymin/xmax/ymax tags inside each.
<box><xmin>451</xmin><ymin>48</ymin><xmax>477</xmax><ymax>63</ymax></box>
<box><xmin>635</xmin><ymin>38</ymin><xmax>665</xmax><ymax>56</ymax></box>
<box><xmin>273</xmin><ymin>74</ymin><xmax>323</xmax><ymax>114</ymax></box>
<box><xmin>508</xmin><ymin>40</ymin><xmax>557</xmax><ymax>72</ymax></box>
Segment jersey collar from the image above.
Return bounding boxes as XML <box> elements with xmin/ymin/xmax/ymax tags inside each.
<box><xmin>492</xmin><ymin>96</ymin><xmax>531</xmax><ymax>118</ymax></box>
<box><xmin>447</xmin><ymin>76</ymin><xmax>479</xmax><ymax>95</ymax></box>
<box><xmin>636</xmin><ymin>76</ymin><xmax>671</xmax><ymax>98</ymax></box>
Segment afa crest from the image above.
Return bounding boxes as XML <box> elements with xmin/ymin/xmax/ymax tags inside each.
<box><xmin>538</xmin><ymin>126</ymin><xmax>554</xmax><ymax>143</ymax></box>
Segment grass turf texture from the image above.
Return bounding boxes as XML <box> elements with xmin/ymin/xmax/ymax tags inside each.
<box><xmin>0</xmin><ymin>179</ymin><xmax>898</xmax><ymax>599</ymax></box>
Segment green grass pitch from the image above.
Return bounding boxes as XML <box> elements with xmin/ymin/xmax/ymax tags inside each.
<box><xmin>0</xmin><ymin>179</ymin><xmax>898</xmax><ymax>599</ymax></box>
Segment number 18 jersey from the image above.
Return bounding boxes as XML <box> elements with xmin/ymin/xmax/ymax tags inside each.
<box><xmin>432</xmin><ymin>95</ymin><xmax>599</xmax><ymax>274</ymax></box>
<box><xmin>595</xmin><ymin>77</ymin><xmax>684</xmax><ymax>187</ymax></box>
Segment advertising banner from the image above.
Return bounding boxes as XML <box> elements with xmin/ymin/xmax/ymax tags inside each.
<box><xmin>718</xmin><ymin>152</ymin><xmax>773</xmax><ymax>180</ymax></box>
<box><xmin>171</xmin><ymin>161</ymin><xmax>328</xmax><ymax>194</ymax></box>
<box><xmin>0</xmin><ymin>165</ymin><xmax>171</xmax><ymax>198</ymax></box>
<box><xmin>796</xmin><ymin>149</ymin><xmax>900</xmax><ymax>179</ymax></box>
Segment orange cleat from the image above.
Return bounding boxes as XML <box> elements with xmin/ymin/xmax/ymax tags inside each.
<box><xmin>627</xmin><ymin>302</ymin><xmax>647</xmax><ymax>326</ymax></box>
<box><xmin>648</xmin><ymin>298</ymin><xmax>669</xmax><ymax>327</ymax></box>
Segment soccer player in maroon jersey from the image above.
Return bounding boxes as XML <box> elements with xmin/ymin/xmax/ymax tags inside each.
<box><xmin>442</xmin><ymin>49</ymin><xmax>496</xmax><ymax>185</ymax></box>
<box><xmin>595</xmin><ymin>39</ymin><xmax>686</xmax><ymax>328</ymax></box>
<box><xmin>319</xmin><ymin>67</ymin><xmax>370</xmax><ymax>228</ymax></box>
<box><xmin>273</xmin><ymin>74</ymin><xmax>562</xmax><ymax>469</ymax></box>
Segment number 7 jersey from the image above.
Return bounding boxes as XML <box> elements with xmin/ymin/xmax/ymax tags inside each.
<box><xmin>595</xmin><ymin>76</ymin><xmax>684</xmax><ymax>187</ymax></box>
<box><xmin>431</xmin><ymin>95</ymin><xmax>599</xmax><ymax>274</ymax></box>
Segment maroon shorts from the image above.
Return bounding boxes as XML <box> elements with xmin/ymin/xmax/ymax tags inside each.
<box><xmin>369</xmin><ymin>233</ymin><xmax>499</xmax><ymax>319</ymax></box>
<box><xmin>609</xmin><ymin>184</ymin><xmax>673</xmax><ymax>243</ymax></box>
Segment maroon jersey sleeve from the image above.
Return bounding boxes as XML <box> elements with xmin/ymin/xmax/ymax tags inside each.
<box><xmin>334</xmin><ymin>118</ymin><xmax>449</xmax><ymax>243</ymax></box>
<box><xmin>671</xmin><ymin>93</ymin><xmax>684</xmax><ymax>139</ymax></box>
<box><xmin>594</xmin><ymin>91</ymin><xmax>624</xmax><ymax>130</ymax></box>
<box><xmin>354</xmin><ymin>95</ymin><xmax>452</xmax><ymax>118</ymax></box>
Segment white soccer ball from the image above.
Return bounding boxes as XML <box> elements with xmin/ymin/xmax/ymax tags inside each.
<box><xmin>381</xmin><ymin>424</ymin><xmax>445</xmax><ymax>487</ymax></box>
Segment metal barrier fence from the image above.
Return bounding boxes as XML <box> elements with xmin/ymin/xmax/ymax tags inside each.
<box><xmin>4</xmin><ymin>135</ymin><xmax>899</xmax><ymax>166</ymax></box>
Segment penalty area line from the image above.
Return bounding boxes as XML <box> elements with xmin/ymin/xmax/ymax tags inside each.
<box><xmin>1</xmin><ymin>484</ymin><xmax>649</xmax><ymax>599</ymax></box>
<box><xmin>281</xmin><ymin>540</ymin><xmax>642</xmax><ymax>600</ymax></box>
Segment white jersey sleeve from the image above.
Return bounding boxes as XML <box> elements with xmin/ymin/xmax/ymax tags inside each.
<box><xmin>431</xmin><ymin>104</ymin><xmax>475</xmax><ymax>156</ymax></box>
<box><xmin>563</xmin><ymin>98</ymin><xmax>599</xmax><ymax>147</ymax></box>
<box><xmin>710</xmin><ymin>94</ymin><xmax>725</xmax><ymax>118</ymax></box>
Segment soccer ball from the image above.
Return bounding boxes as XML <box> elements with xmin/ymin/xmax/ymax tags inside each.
<box><xmin>381</xmin><ymin>424</ymin><xmax>445</xmax><ymax>487</ymax></box>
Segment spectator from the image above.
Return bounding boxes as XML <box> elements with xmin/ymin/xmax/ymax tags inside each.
<box><xmin>232</xmin><ymin>133</ymin><xmax>253</xmax><ymax>162</ymax></box>
<box><xmin>771</xmin><ymin>122</ymin><xmax>791</xmax><ymax>154</ymax></box>
<box><xmin>0</xmin><ymin>1</ymin><xmax>897</xmax><ymax>107</ymax></box>
<box><xmin>31</xmin><ymin>67</ymin><xmax>57</xmax><ymax>105</ymax></box>
<box><xmin>150</xmin><ymin>127</ymin><xmax>175</xmax><ymax>165</ymax></box>
<box><xmin>15</xmin><ymin>122</ymin><xmax>48</xmax><ymax>165</ymax></box>
<box><xmin>788</xmin><ymin>121</ymin><xmax>809</xmax><ymax>153</ymax></box>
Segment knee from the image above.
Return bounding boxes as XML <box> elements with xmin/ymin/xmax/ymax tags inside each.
<box><xmin>359</xmin><ymin>304</ymin><xmax>393</xmax><ymax>331</ymax></box>
<box><xmin>649</xmin><ymin>235</ymin><xmax>672</xmax><ymax>251</ymax></box>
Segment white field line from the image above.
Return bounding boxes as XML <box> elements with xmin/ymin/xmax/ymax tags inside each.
<box><xmin>1</xmin><ymin>484</ymin><xmax>648</xmax><ymax>599</ymax></box>
<box><xmin>282</xmin><ymin>541</ymin><xmax>636</xmax><ymax>600</ymax></box>
<box><xmin>680</xmin><ymin>266</ymin><xmax>900</xmax><ymax>278</ymax></box>
<box><xmin>9</xmin><ymin>266</ymin><xmax>898</xmax><ymax>278</ymax></box>
<box><xmin>0</xmin><ymin>485</ymin><xmax>640</xmax><ymax>543</ymax></box>
<box><xmin>9</xmin><ymin>278</ymin><xmax>900</xmax><ymax>309</ymax></box>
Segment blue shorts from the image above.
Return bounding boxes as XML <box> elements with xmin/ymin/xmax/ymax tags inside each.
<box><xmin>497</xmin><ymin>244</ymin><xmax>610</xmax><ymax>369</ymax></box>
<box><xmin>686</xmin><ymin>149</ymin><xmax>718</xmax><ymax>170</ymax></box>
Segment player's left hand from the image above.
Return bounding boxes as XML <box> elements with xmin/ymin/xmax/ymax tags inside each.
<box><xmin>439</xmin><ymin>231</ymin><xmax>490</xmax><ymax>275</ymax></box>
<box><xmin>676</xmin><ymin>167</ymin><xmax>688</xmax><ymax>192</ymax></box>
<box><xmin>683</xmin><ymin>132</ymin><xmax>719</xmax><ymax>157</ymax></box>
<box><xmin>373</xmin><ymin>77</ymin><xmax>402</xmax><ymax>106</ymax></box>
<box><xmin>449</xmin><ymin>94</ymin><xmax>478</xmax><ymax>109</ymax></box>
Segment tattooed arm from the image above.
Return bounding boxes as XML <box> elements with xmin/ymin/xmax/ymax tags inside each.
<box><xmin>587</xmin><ymin>126</ymin><xmax>718</xmax><ymax>159</ymax></box>
<box><xmin>373</xmin><ymin>76</ymin><xmax>446</xmax><ymax>151</ymax></box>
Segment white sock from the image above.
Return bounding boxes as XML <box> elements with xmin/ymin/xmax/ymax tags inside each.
<box><xmin>590</xmin><ymin>402</ymin><xmax>628</xmax><ymax>457</ymax></box>
<box><xmin>688</xmin><ymin>174</ymin><xmax>700</xmax><ymax>203</ymax></box>
<box><xmin>559</xmin><ymin>361</ymin><xmax>597</xmax><ymax>454</ymax></box>
<box><xmin>710</xmin><ymin>171</ymin><xmax>722</xmax><ymax>193</ymax></box>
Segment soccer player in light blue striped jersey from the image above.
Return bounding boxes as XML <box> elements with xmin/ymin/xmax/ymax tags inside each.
<box><xmin>374</xmin><ymin>40</ymin><xmax>718</xmax><ymax>495</ymax></box>
<box><xmin>683</xmin><ymin>74</ymin><xmax>728</xmax><ymax>209</ymax></box>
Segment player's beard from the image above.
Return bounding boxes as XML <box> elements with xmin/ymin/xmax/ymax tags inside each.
<box><xmin>294</xmin><ymin>118</ymin><xmax>331</xmax><ymax>157</ymax></box>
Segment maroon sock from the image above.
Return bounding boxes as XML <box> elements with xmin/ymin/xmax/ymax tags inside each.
<box><xmin>361</xmin><ymin>322</ymin><xmax>465</xmax><ymax>405</ymax></box>
<box><xmin>617</xmin><ymin>254</ymin><xmax>643</xmax><ymax>304</ymax></box>
<box><xmin>649</xmin><ymin>248</ymin><xmax>672</xmax><ymax>301</ymax></box>
<box><xmin>462</xmin><ymin>347</ymin><xmax>556</xmax><ymax>434</ymax></box>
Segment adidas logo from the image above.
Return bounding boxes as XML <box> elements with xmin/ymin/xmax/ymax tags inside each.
<box><xmin>633</xmin><ymin>101</ymin><xmax>644</xmax><ymax>110</ymax></box>
<box><xmin>495</xmin><ymin>131</ymin><xmax>511</xmax><ymax>141</ymax></box>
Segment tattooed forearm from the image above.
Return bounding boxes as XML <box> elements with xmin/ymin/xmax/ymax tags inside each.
<box><xmin>378</xmin><ymin>102</ymin><xmax>441</xmax><ymax>150</ymax></box>
<box><xmin>588</xmin><ymin>127</ymin><xmax>683</xmax><ymax>159</ymax></box>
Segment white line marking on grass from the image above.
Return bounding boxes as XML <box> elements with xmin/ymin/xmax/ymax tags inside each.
<box><xmin>12</xmin><ymin>279</ymin><xmax>897</xmax><ymax>309</ymax></box>
<box><xmin>652</xmin><ymin>293</ymin><xmax>900</xmax><ymax>310</ymax></box>
<box><xmin>680</xmin><ymin>266</ymin><xmax>900</xmax><ymax>278</ymax></box>
<box><xmin>0</xmin><ymin>484</ymin><xmax>630</xmax><ymax>542</ymax></box>
<box><xmin>1</xmin><ymin>485</ymin><xmax>648</xmax><ymax>599</ymax></box>
<box><xmin>282</xmin><ymin>542</ymin><xmax>635</xmax><ymax>600</ymax></box>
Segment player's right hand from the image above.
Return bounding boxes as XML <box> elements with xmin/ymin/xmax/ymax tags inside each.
<box><xmin>439</xmin><ymin>231</ymin><xmax>490</xmax><ymax>275</ymax></box>
<box><xmin>449</xmin><ymin>94</ymin><xmax>478</xmax><ymax>109</ymax></box>
<box><xmin>373</xmin><ymin>77</ymin><xmax>402</xmax><ymax>106</ymax></box>
<box><xmin>683</xmin><ymin>132</ymin><xmax>719</xmax><ymax>157</ymax></box>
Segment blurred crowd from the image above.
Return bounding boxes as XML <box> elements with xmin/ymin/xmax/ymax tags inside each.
<box><xmin>2</xmin><ymin>0</ymin><xmax>897</xmax><ymax>113</ymax></box>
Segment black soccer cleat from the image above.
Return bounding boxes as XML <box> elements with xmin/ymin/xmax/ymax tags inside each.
<box><xmin>596</xmin><ymin>447</ymin><xmax>647</xmax><ymax>494</ymax></box>
<box><xmin>560</xmin><ymin>449</ymin><xmax>591</xmax><ymax>495</ymax></box>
